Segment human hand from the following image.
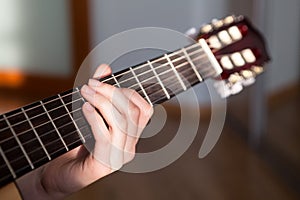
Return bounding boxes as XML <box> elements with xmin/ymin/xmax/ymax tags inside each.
<box><xmin>17</xmin><ymin>64</ymin><xmax>153</xmax><ymax>200</ymax></box>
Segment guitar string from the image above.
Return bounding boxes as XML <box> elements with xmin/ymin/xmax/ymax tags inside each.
<box><xmin>0</xmin><ymin>118</ymin><xmax>88</xmax><ymax>167</ymax></box>
<box><xmin>0</xmin><ymin>97</ymin><xmax>83</xmax><ymax>134</ymax></box>
<box><xmin>129</xmin><ymin>58</ymin><xmax>212</xmax><ymax>99</ymax></box>
<box><xmin>0</xmin><ymin>61</ymin><xmax>213</xmax><ymax>172</ymax></box>
<box><xmin>113</xmin><ymin>49</ymin><xmax>208</xmax><ymax>90</ymax></box>
<box><xmin>106</xmin><ymin>47</ymin><xmax>204</xmax><ymax>86</ymax></box>
<box><xmin>147</xmin><ymin>60</ymin><xmax>212</xmax><ymax>103</ymax></box>
<box><xmin>102</xmin><ymin>42</ymin><xmax>203</xmax><ymax>82</ymax></box>
<box><xmin>0</xmin><ymin>57</ymin><xmax>212</xmax><ymax>166</ymax></box>
<box><xmin>0</xmin><ymin>45</ymin><xmax>209</xmax><ymax>133</ymax></box>
<box><xmin>0</xmin><ymin>125</ymin><xmax>91</xmax><ymax>180</ymax></box>
<box><xmin>0</xmin><ymin>42</ymin><xmax>204</xmax><ymax>125</ymax></box>
<box><xmin>0</xmin><ymin>53</ymin><xmax>211</xmax><ymax>147</ymax></box>
<box><xmin>0</xmin><ymin>58</ymin><xmax>213</xmax><ymax>164</ymax></box>
<box><xmin>0</xmin><ymin>43</ymin><xmax>216</xmax><ymax>162</ymax></box>
<box><xmin>1</xmin><ymin>107</ymin><xmax>84</xmax><ymax>154</ymax></box>
<box><xmin>0</xmin><ymin>56</ymin><xmax>217</xmax><ymax>172</ymax></box>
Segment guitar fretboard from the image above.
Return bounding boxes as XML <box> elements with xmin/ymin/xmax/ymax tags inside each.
<box><xmin>0</xmin><ymin>41</ymin><xmax>220</xmax><ymax>188</ymax></box>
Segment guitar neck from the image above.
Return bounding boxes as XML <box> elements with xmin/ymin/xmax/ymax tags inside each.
<box><xmin>0</xmin><ymin>41</ymin><xmax>220</xmax><ymax>188</ymax></box>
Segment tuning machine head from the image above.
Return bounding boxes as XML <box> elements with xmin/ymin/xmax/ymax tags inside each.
<box><xmin>197</xmin><ymin>15</ymin><xmax>270</xmax><ymax>98</ymax></box>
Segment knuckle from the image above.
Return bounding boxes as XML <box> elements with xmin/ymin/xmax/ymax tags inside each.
<box><xmin>129</xmin><ymin>103</ymin><xmax>140</xmax><ymax>118</ymax></box>
<box><xmin>126</xmin><ymin>150</ymin><xmax>136</xmax><ymax>162</ymax></box>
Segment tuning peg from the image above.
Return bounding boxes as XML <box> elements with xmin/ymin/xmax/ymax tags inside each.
<box><xmin>200</xmin><ymin>24</ymin><xmax>213</xmax><ymax>34</ymax></box>
<box><xmin>214</xmin><ymin>80</ymin><xmax>243</xmax><ymax>98</ymax></box>
<box><xmin>212</xmin><ymin>19</ymin><xmax>224</xmax><ymax>29</ymax></box>
<box><xmin>228</xmin><ymin>73</ymin><xmax>243</xmax><ymax>84</ymax></box>
<box><xmin>240</xmin><ymin>70</ymin><xmax>255</xmax><ymax>79</ymax></box>
<box><xmin>185</xmin><ymin>27</ymin><xmax>199</xmax><ymax>40</ymax></box>
<box><xmin>251</xmin><ymin>66</ymin><xmax>264</xmax><ymax>75</ymax></box>
<box><xmin>235</xmin><ymin>15</ymin><xmax>245</xmax><ymax>22</ymax></box>
<box><xmin>223</xmin><ymin>15</ymin><xmax>235</xmax><ymax>25</ymax></box>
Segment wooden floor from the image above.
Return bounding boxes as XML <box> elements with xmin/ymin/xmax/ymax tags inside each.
<box><xmin>0</xmin><ymin>88</ymin><xmax>299</xmax><ymax>200</ymax></box>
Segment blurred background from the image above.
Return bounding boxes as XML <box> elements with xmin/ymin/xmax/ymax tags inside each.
<box><xmin>0</xmin><ymin>0</ymin><xmax>299</xmax><ymax>199</ymax></box>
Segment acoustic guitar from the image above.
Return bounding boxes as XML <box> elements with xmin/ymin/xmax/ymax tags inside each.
<box><xmin>0</xmin><ymin>15</ymin><xmax>269</xmax><ymax>199</ymax></box>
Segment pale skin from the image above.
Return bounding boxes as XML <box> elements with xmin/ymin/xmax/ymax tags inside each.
<box><xmin>17</xmin><ymin>64</ymin><xmax>154</xmax><ymax>199</ymax></box>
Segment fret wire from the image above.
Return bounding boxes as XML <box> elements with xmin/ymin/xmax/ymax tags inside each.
<box><xmin>165</xmin><ymin>54</ymin><xmax>187</xmax><ymax>91</ymax></box>
<box><xmin>0</xmin><ymin>49</ymin><xmax>211</xmax><ymax>144</ymax></box>
<box><xmin>3</xmin><ymin>109</ymin><xmax>84</xmax><ymax>155</ymax></box>
<box><xmin>129</xmin><ymin>67</ymin><xmax>153</xmax><ymax>106</ymax></box>
<box><xmin>40</xmin><ymin>100</ymin><xmax>69</xmax><ymax>152</ymax></box>
<box><xmin>148</xmin><ymin>59</ymin><xmax>212</xmax><ymax>103</ymax></box>
<box><xmin>0</xmin><ymin>44</ymin><xmax>205</xmax><ymax>128</ymax></box>
<box><xmin>112</xmin><ymin>48</ymin><xmax>204</xmax><ymax>86</ymax></box>
<box><xmin>0</xmin><ymin>146</ymin><xmax>16</xmax><ymax>178</ymax></box>
<box><xmin>111</xmin><ymin>74</ymin><xmax>121</xmax><ymax>88</ymax></box>
<box><xmin>58</xmin><ymin>94</ymin><xmax>86</xmax><ymax>143</ymax></box>
<box><xmin>151</xmin><ymin>43</ymin><xmax>202</xmax><ymax>65</ymax></box>
<box><xmin>21</xmin><ymin>107</ymin><xmax>51</xmax><ymax>161</ymax></box>
<box><xmin>0</xmin><ymin>42</ymin><xmax>204</xmax><ymax>125</ymax></box>
<box><xmin>148</xmin><ymin>60</ymin><xmax>170</xmax><ymax>99</ymax></box>
<box><xmin>0</xmin><ymin>42</ymin><xmax>212</xmax><ymax>146</ymax></box>
<box><xmin>109</xmin><ymin>53</ymin><xmax>211</xmax><ymax>103</ymax></box>
<box><xmin>3</xmin><ymin>114</ymin><xmax>34</xmax><ymax>170</ymax></box>
<box><xmin>0</xmin><ymin>89</ymin><xmax>81</xmax><ymax>126</ymax></box>
<box><xmin>128</xmin><ymin>52</ymin><xmax>208</xmax><ymax>92</ymax></box>
<box><xmin>182</xmin><ymin>48</ymin><xmax>203</xmax><ymax>82</ymax></box>
<box><xmin>0</xmin><ymin>97</ymin><xmax>83</xmax><ymax>135</ymax></box>
<box><xmin>0</xmin><ymin>124</ymin><xmax>91</xmax><ymax>174</ymax></box>
<box><xmin>0</xmin><ymin>105</ymin><xmax>83</xmax><ymax>148</ymax></box>
<box><xmin>0</xmin><ymin>42</ymin><xmax>216</xmax><ymax>175</ymax></box>
<box><xmin>110</xmin><ymin>42</ymin><xmax>204</xmax><ymax>81</ymax></box>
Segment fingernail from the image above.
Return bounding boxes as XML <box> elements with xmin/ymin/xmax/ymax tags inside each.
<box><xmin>89</xmin><ymin>79</ymin><xmax>101</xmax><ymax>87</ymax></box>
<box><xmin>82</xmin><ymin>85</ymin><xmax>96</xmax><ymax>96</ymax></box>
<box><xmin>84</xmin><ymin>102</ymin><xmax>94</xmax><ymax>112</ymax></box>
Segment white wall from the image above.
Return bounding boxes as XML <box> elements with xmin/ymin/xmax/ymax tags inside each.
<box><xmin>89</xmin><ymin>0</ymin><xmax>232</xmax><ymax>105</ymax></box>
<box><xmin>89</xmin><ymin>0</ymin><xmax>300</xmax><ymax>104</ymax></box>
<box><xmin>264</xmin><ymin>0</ymin><xmax>300</xmax><ymax>92</ymax></box>
<box><xmin>0</xmin><ymin>0</ymin><xmax>72</xmax><ymax>76</ymax></box>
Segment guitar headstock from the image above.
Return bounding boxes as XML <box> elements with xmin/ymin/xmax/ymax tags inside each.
<box><xmin>196</xmin><ymin>15</ymin><xmax>270</xmax><ymax>97</ymax></box>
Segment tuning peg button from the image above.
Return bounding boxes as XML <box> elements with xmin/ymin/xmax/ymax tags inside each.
<box><xmin>200</xmin><ymin>24</ymin><xmax>213</xmax><ymax>34</ymax></box>
<box><xmin>224</xmin><ymin>15</ymin><xmax>235</xmax><ymax>25</ymax></box>
<box><xmin>212</xmin><ymin>19</ymin><xmax>224</xmax><ymax>29</ymax></box>
<box><xmin>252</xmin><ymin>66</ymin><xmax>264</xmax><ymax>75</ymax></box>
<box><xmin>231</xmin><ymin>82</ymin><xmax>243</xmax><ymax>95</ymax></box>
<box><xmin>228</xmin><ymin>73</ymin><xmax>243</xmax><ymax>84</ymax></box>
<box><xmin>240</xmin><ymin>70</ymin><xmax>254</xmax><ymax>79</ymax></box>
<box><xmin>242</xmin><ymin>77</ymin><xmax>256</xmax><ymax>86</ymax></box>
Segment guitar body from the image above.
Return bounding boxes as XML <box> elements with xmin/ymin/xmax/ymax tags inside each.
<box><xmin>0</xmin><ymin>183</ymin><xmax>22</xmax><ymax>200</ymax></box>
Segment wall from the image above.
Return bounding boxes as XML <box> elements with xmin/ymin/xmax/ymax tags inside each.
<box><xmin>89</xmin><ymin>0</ymin><xmax>300</xmax><ymax>105</ymax></box>
<box><xmin>89</xmin><ymin>0</ymin><xmax>232</xmax><ymax>105</ymax></box>
<box><xmin>0</xmin><ymin>0</ymin><xmax>72</xmax><ymax>76</ymax></box>
<box><xmin>264</xmin><ymin>0</ymin><xmax>300</xmax><ymax>93</ymax></box>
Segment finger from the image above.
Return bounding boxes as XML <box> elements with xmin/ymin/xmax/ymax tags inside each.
<box><xmin>82</xmin><ymin>102</ymin><xmax>109</xmax><ymax>141</ymax></box>
<box><xmin>122</xmin><ymin>88</ymin><xmax>154</xmax><ymax>118</ymax></box>
<box><xmin>81</xmin><ymin>88</ymin><xmax>128</xmax><ymax>170</ymax></box>
<box><xmin>88</xmin><ymin>79</ymin><xmax>117</xmax><ymax>100</ymax></box>
<box><xmin>82</xmin><ymin>102</ymin><xmax>112</xmax><ymax>168</ymax></box>
<box><xmin>81</xmin><ymin>85</ymin><xmax>122</xmax><ymax>129</ymax></box>
<box><xmin>121</xmin><ymin>89</ymin><xmax>153</xmax><ymax>158</ymax></box>
<box><xmin>81</xmin><ymin>85</ymin><xmax>131</xmax><ymax>146</ymax></box>
<box><xmin>89</xmin><ymin>80</ymin><xmax>152</xmax><ymax>117</ymax></box>
<box><xmin>88</xmin><ymin>79</ymin><xmax>135</xmax><ymax>118</ymax></box>
<box><xmin>93</xmin><ymin>64</ymin><xmax>112</xmax><ymax>79</ymax></box>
